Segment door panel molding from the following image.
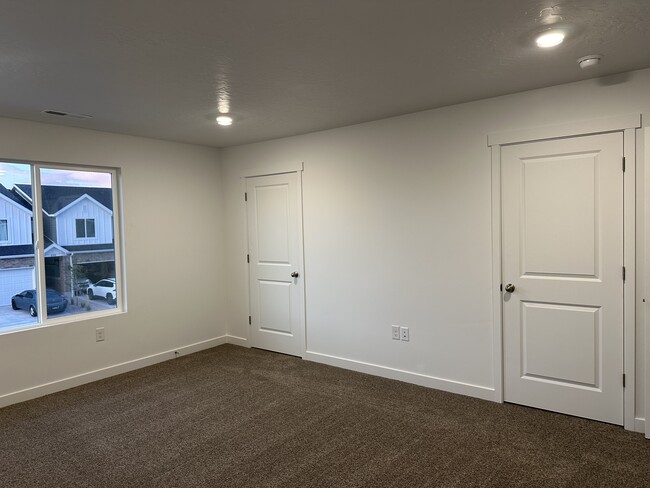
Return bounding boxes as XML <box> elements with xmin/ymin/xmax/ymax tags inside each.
<box><xmin>489</xmin><ymin>115</ymin><xmax>640</xmax><ymax>432</ymax></box>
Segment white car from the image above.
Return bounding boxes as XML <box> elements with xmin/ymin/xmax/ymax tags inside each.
<box><xmin>88</xmin><ymin>278</ymin><xmax>117</xmax><ymax>304</ymax></box>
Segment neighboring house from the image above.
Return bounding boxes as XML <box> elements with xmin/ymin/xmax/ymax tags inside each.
<box><xmin>0</xmin><ymin>183</ymin><xmax>36</xmax><ymax>306</ymax></box>
<box><xmin>0</xmin><ymin>184</ymin><xmax>114</xmax><ymax>306</ymax></box>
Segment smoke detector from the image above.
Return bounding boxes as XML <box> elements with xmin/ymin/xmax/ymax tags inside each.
<box><xmin>577</xmin><ymin>55</ymin><xmax>602</xmax><ymax>69</ymax></box>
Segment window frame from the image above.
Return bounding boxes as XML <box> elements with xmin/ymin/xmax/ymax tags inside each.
<box><xmin>0</xmin><ymin>218</ymin><xmax>8</xmax><ymax>243</ymax></box>
<box><xmin>0</xmin><ymin>160</ymin><xmax>126</xmax><ymax>334</ymax></box>
<box><xmin>75</xmin><ymin>218</ymin><xmax>96</xmax><ymax>239</ymax></box>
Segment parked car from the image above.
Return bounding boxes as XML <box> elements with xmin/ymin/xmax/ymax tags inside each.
<box><xmin>88</xmin><ymin>278</ymin><xmax>117</xmax><ymax>305</ymax></box>
<box><xmin>11</xmin><ymin>289</ymin><xmax>68</xmax><ymax>317</ymax></box>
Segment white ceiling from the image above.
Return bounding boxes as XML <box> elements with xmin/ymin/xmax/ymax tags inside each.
<box><xmin>1</xmin><ymin>1</ymin><xmax>649</xmax><ymax>148</ymax></box>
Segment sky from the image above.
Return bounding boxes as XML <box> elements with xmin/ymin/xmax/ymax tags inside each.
<box><xmin>0</xmin><ymin>162</ymin><xmax>111</xmax><ymax>189</ymax></box>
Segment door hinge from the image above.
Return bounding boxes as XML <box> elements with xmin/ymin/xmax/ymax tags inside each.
<box><xmin>622</xmin><ymin>266</ymin><xmax>626</xmax><ymax>282</ymax></box>
<box><xmin>247</xmin><ymin>254</ymin><xmax>250</xmax><ymax>263</ymax></box>
<box><xmin>244</xmin><ymin>192</ymin><xmax>248</xmax><ymax>202</ymax></box>
<box><xmin>623</xmin><ymin>373</ymin><xmax>626</xmax><ymax>388</ymax></box>
<box><xmin>622</xmin><ymin>157</ymin><xmax>626</xmax><ymax>172</ymax></box>
<box><xmin>248</xmin><ymin>315</ymin><xmax>252</xmax><ymax>325</ymax></box>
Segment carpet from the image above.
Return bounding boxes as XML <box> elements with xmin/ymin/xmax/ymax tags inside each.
<box><xmin>1</xmin><ymin>344</ymin><xmax>649</xmax><ymax>487</ymax></box>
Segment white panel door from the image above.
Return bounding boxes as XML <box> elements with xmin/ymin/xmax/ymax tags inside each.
<box><xmin>502</xmin><ymin>132</ymin><xmax>624</xmax><ymax>425</ymax></box>
<box><xmin>247</xmin><ymin>172</ymin><xmax>304</xmax><ymax>357</ymax></box>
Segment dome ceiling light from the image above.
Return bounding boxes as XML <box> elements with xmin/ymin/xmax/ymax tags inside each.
<box><xmin>216</xmin><ymin>115</ymin><xmax>233</xmax><ymax>126</ymax></box>
<box><xmin>536</xmin><ymin>30</ymin><xmax>565</xmax><ymax>48</ymax></box>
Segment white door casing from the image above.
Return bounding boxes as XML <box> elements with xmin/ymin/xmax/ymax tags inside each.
<box><xmin>246</xmin><ymin>172</ymin><xmax>305</xmax><ymax>357</ymax></box>
<box><xmin>501</xmin><ymin>132</ymin><xmax>624</xmax><ymax>425</ymax></box>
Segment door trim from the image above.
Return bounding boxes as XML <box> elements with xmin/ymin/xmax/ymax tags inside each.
<box><xmin>488</xmin><ymin>114</ymin><xmax>641</xmax><ymax>431</ymax></box>
<box><xmin>241</xmin><ymin>168</ymin><xmax>306</xmax><ymax>358</ymax></box>
<box><xmin>488</xmin><ymin>113</ymin><xmax>640</xmax><ymax>147</ymax></box>
<box><xmin>645</xmin><ymin>127</ymin><xmax>650</xmax><ymax>439</ymax></box>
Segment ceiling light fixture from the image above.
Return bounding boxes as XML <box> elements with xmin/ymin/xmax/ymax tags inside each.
<box><xmin>535</xmin><ymin>30</ymin><xmax>565</xmax><ymax>48</ymax></box>
<box><xmin>216</xmin><ymin>115</ymin><xmax>233</xmax><ymax>126</ymax></box>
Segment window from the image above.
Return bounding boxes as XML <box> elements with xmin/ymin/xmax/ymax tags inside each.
<box><xmin>75</xmin><ymin>218</ymin><xmax>96</xmax><ymax>238</ymax></box>
<box><xmin>0</xmin><ymin>161</ymin><xmax>124</xmax><ymax>333</ymax></box>
<box><xmin>0</xmin><ymin>219</ymin><xmax>8</xmax><ymax>242</ymax></box>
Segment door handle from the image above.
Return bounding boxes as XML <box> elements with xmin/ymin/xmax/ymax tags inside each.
<box><xmin>504</xmin><ymin>283</ymin><xmax>515</xmax><ymax>293</ymax></box>
<box><xmin>291</xmin><ymin>271</ymin><xmax>299</xmax><ymax>278</ymax></box>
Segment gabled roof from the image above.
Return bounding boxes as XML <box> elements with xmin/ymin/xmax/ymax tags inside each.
<box><xmin>0</xmin><ymin>183</ymin><xmax>32</xmax><ymax>211</ymax></box>
<box><xmin>44</xmin><ymin>242</ymin><xmax>70</xmax><ymax>257</ymax></box>
<box><xmin>16</xmin><ymin>185</ymin><xmax>113</xmax><ymax>215</ymax></box>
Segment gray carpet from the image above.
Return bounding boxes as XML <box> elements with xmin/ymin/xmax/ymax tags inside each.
<box><xmin>1</xmin><ymin>344</ymin><xmax>649</xmax><ymax>487</ymax></box>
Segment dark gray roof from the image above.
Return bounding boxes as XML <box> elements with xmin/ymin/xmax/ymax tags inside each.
<box><xmin>0</xmin><ymin>184</ymin><xmax>32</xmax><ymax>211</ymax></box>
<box><xmin>63</xmin><ymin>244</ymin><xmax>114</xmax><ymax>252</ymax></box>
<box><xmin>16</xmin><ymin>184</ymin><xmax>113</xmax><ymax>214</ymax></box>
<box><xmin>0</xmin><ymin>244</ymin><xmax>34</xmax><ymax>257</ymax></box>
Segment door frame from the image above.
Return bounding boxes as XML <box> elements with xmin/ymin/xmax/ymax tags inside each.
<box><xmin>240</xmin><ymin>161</ymin><xmax>306</xmax><ymax>357</ymax></box>
<box><xmin>488</xmin><ymin>114</ymin><xmax>641</xmax><ymax>432</ymax></box>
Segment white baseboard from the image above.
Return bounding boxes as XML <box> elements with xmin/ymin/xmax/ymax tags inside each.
<box><xmin>226</xmin><ymin>335</ymin><xmax>249</xmax><ymax>347</ymax></box>
<box><xmin>304</xmin><ymin>350</ymin><xmax>495</xmax><ymax>402</ymax></box>
<box><xmin>0</xmin><ymin>335</ymin><xmax>228</xmax><ymax>409</ymax></box>
<box><xmin>634</xmin><ymin>417</ymin><xmax>645</xmax><ymax>434</ymax></box>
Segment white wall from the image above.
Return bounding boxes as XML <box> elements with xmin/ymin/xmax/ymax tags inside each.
<box><xmin>0</xmin><ymin>118</ymin><xmax>226</xmax><ymax>406</ymax></box>
<box><xmin>221</xmin><ymin>68</ymin><xmax>649</xmax><ymax>422</ymax></box>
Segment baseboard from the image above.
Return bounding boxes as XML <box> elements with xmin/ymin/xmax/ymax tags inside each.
<box><xmin>634</xmin><ymin>417</ymin><xmax>645</xmax><ymax>434</ymax></box>
<box><xmin>226</xmin><ymin>335</ymin><xmax>249</xmax><ymax>347</ymax></box>
<box><xmin>0</xmin><ymin>335</ymin><xmax>228</xmax><ymax>409</ymax></box>
<box><xmin>304</xmin><ymin>350</ymin><xmax>495</xmax><ymax>402</ymax></box>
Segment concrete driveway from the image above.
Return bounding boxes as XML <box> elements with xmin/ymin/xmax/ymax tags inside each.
<box><xmin>0</xmin><ymin>296</ymin><xmax>115</xmax><ymax>331</ymax></box>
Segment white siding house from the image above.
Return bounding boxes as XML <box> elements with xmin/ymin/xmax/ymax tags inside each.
<box><xmin>0</xmin><ymin>192</ymin><xmax>32</xmax><ymax>246</ymax></box>
<box><xmin>54</xmin><ymin>196</ymin><xmax>113</xmax><ymax>247</ymax></box>
<box><xmin>0</xmin><ymin>188</ymin><xmax>35</xmax><ymax>306</ymax></box>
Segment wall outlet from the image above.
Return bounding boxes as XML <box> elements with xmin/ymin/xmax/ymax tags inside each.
<box><xmin>400</xmin><ymin>326</ymin><xmax>409</xmax><ymax>342</ymax></box>
<box><xmin>95</xmin><ymin>327</ymin><xmax>105</xmax><ymax>342</ymax></box>
<box><xmin>391</xmin><ymin>325</ymin><xmax>400</xmax><ymax>340</ymax></box>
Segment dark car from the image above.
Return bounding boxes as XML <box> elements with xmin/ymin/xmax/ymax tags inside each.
<box><xmin>11</xmin><ymin>289</ymin><xmax>68</xmax><ymax>317</ymax></box>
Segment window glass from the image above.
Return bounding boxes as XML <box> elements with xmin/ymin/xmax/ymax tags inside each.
<box><xmin>86</xmin><ymin>219</ymin><xmax>96</xmax><ymax>238</ymax></box>
<box><xmin>75</xmin><ymin>219</ymin><xmax>85</xmax><ymax>238</ymax></box>
<box><xmin>40</xmin><ymin>168</ymin><xmax>118</xmax><ymax>318</ymax></box>
<box><xmin>0</xmin><ymin>162</ymin><xmax>38</xmax><ymax>330</ymax></box>
<box><xmin>0</xmin><ymin>219</ymin><xmax>8</xmax><ymax>241</ymax></box>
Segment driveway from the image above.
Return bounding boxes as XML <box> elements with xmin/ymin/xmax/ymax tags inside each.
<box><xmin>0</xmin><ymin>296</ymin><xmax>115</xmax><ymax>331</ymax></box>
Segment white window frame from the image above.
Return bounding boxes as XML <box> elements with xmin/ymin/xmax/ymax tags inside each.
<box><xmin>0</xmin><ymin>218</ymin><xmax>8</xmax><ymax>243</ymax></box>
<box><xmin>0</xmin><ymin>161</ymin><xmax>126</xmax><ymax>334</ymax></box>
<box><xmin>75</xmin><ymin>218</ymin><xmax>96</xmax><ymax>239</ymax></box>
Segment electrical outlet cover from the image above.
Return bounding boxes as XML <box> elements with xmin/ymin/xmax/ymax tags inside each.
<box><xmin>391</xmin><ymin>325</ymin><xmax>400</xmax><ymax>340</ymax></box>
<box><xmin>400</xmin><ymin>326</ymin><xmax>409</xmax><ymax>341</ymax></box>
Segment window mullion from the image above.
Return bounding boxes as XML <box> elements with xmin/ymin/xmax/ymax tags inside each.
<box><xmin>31</xmin><ymin>165</ymin><xmax>47</xmax><ymax>323</ymax></box>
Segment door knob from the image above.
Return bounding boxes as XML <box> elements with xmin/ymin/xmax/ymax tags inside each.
<box><xmin>291</xmin><ymin>271</ymin><xmax>299</xmax><ymax>278</ymax></box>
<box><xmin>504</xmin><ymin>283</ymin><xmax>515</xmax><ymax>293</ymax></box>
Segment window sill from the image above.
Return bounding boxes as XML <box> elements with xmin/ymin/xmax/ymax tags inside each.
<box><xmin>0</xmin><ymin>307</ymin><xmax>127</xmax><ymax>336</ymax></box>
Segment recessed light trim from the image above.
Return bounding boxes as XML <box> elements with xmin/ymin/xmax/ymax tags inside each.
<box><xmin>216</xmin><ymin>115</ymin><xmax>233</xmax><ymax>126</ymax></box>
<box><xmin>535</xmin><ymin>30</ymin><xmax>565</xmax><ymax>48</ymax></box>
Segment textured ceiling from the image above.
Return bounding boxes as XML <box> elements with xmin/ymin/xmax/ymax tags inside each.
<box><xmin>0</xmin><ymin>0</ymin><xmax>649</xmax><ymax>148</ymax></box>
